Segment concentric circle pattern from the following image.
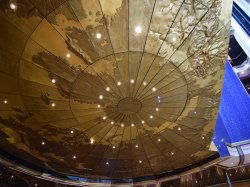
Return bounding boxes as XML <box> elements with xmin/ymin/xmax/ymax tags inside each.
<box><xmin>0</xmin><ymin>0</ymin><xmax>232</xmax><ymax>180</ymax></box>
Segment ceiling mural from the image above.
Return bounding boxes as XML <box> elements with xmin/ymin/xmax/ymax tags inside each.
<box><xmin>0</xmin><ymin>0</ymin><xmax>232</xmax><ymax>180</ymax></box>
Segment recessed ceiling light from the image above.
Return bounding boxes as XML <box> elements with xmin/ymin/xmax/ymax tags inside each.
<box><xmin>3</xmin><ymin>100</ymin><xmax>8</xmax><ymax>104</ymax></box>
<box><xmin>155</xmin><ymin>108</ymin><xmax>159</xmax><ymax>111</ymax></box>
<box><xmin>143</xmin><ymin>82</ymin><xmax>147</xmax><ymax>86</ymax></box>
<box><xmin>106</xmin><ymin>87</ymin><xmax>110</xmax><ymax>91</ymax></box>
<box><xmin>99</xmin><ymin>95</ymin><xmax>103</xmax><ymax>100</ymax></box>
<box><xmin>171</xmin><ymin>152</ymin><xmax>174</xmax><ymax>155</ymax></box>
<box><xmin>90</xmin><ymin>138</ymin><xmax>94</xmax><ymax>144</ymax></box>
<box><xmin>135</xmin><ymin>144</ymin><xmax>139</xmax><ymax>148</ymax></box>
<box><xmin>150</xmin><ymin>115</ymin><xmax>153</xmax><ymax>119</ymax></box>
<box><xmin>70</xmin><ymin>130</ymin><xmax>74</xmax><ymax>134</ymax></box>
<box><xmin>10</xmin><ymin>175</ymin><xmax>14</xmax><ymax>179</ymax></box>
<box><xmin>111</xmin><ymin>121</ymin><xmax>114</xmax><ymax>125</ymax></box>
<box><xmin>117</xmin><ymin>81</ymin><xmax>121</xmax><ymax>86</ymax></box>
<box><xmin>141</xmin><ymin>120</ymin><xmax>145</xmax><ymax>124</ymax></box>
<box><xmin>102</xmin><ymin>116</ymin><xmax>107</xmax><ymax>120</ymax></box>
<box><xmin>73</xmin><ymin>155</ymin><xmax>76</xmax><ymax>159</ymax></box>
<box><xmin>51</xmin><ymin>79</ymin><xmax>56</xmax><ymax>83</ymax></box>
<box><xmin>152</xmin><ymin>87</ymin><xmax>156</xmax><ymax>92</ymax></box>
<box><xmin>195</xmin><ymin>180</ymin><xmax>198</xmax><ymax>183</ymax></box>
<box><xmin>96</xmin><ymin>33</ymin><xmax>102</xmax><ymax>39</ymax></box>
<box><xmin>139</xmin><ymin>160</ymin><xmax>142</xmax><ymax>163</ymax></box>
<box><xmin>35</xmin><ymin>184</ymin><xmax>38</xmax><ymax>187</ymax></box>
<box><xmin>66</xmin><ymin>53</ymin><xmax>71</xmax><ymax>58</ymax></box>
<box><xmin>97</xmin><ymin>104</ymin><xmax>101</xmax><ymax>108</ymax></box>
<box><xmin>178</xmin><ymin>127</ymin><xmax>181</xmax><ymax>131</ymax></box>
<box><xmin>172</xmin><ymin>37</ymin><xmax>177</xmax><ymax>42</ymax></box>
<box><xmin>131</xmin><ymin>123</ymin><xmax>134</xmax><ymax>127</ymax></box>
<box><xmin>135</xmin><ymin>26</ymin><xmax>142</xmax><ymax>34</ymax></box>
<box><xmin>121</xmin><ymin>123</ymin><xmax>124</xmax><ymax>127</ymax></box>
<box><xmin>158</xmin><ymin>138</ymin><xmax>161</xmax><ymax>142</ymax></box>
<box><xmin>130</xmin><ymin>79</ymin><xmax>135</xmax><ymax>84</ymax></box>
<box><xmin>10</xmin><ymin>3</ymin><xmax>16</xmax><ymax>10</ymax></box>
<box><xmin>41</xmin><ymin>141</ymin><xmax>45</xmax><ymax>145</ymax></box>
<box><xmin>51</xmin><ymin>103</ymin><xmax>55</xmax><ymax>107</ymax></box>
<box><xmin>202</xmin><ymin>136</ymin><xmax>205</xmax><ymax>140</ymax></box>
<box><xmin>112</xmin><ymin>145</ymin><xmax>116</xmax><ymax>149</ymax></box>
<box><xmin>106</xmin><ymin>161</ymin><xmax>109</xmax><ymax>165</ymax></box>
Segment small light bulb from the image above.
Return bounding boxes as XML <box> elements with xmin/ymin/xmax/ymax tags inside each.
<box><xmin>131</xmin><ymin>123</ymin><xmax>134</xmax><ymax>127</ymax></box>
<box><xmin>117</xmin><ymin>81</ymin><xmax>121</xmax><ymax>86</ymax></box>
<box><xmin>136</xmin><ymin>144</ymin><xmax>139</xmax><ymax>148</ymax></box>
<box><xmin>42</xmin><ymin>141</ymin><xmax>45</xmax><ymax>145</ymax></box>
<box><xmin>111</xmin><ymin>121</ymin><xmax>114</xmax><ymax>125</ymax></box>
<box><xmin>73</xmin><ymin>155</ymin><xmax>76</xmax><ymax>159</ymax></box>
<box><xmin>66</xmin><ymin>53</ymin><xmax>71</xmax><ymax>58</ymax></box>
<box><xmin>143</xmin><ymin>82</ymin><xmax>147</xmax><ymax>86</ymax></box>
<box><xmin>135</xmin><ymin>26</ymin><xmax>142</xmax><ymax>34</ymax></box>
<box><xmin>112</xmin><ymin>146</ymin><xmax>116</xmax><ymax>149</ymax></box>
<box><xmin>90</xmin><ymin>138</ymin><xmax>94</xmax><ymax>144</ymax></box>
<box><xmin>70</xmin><ymin>130</ymin><xmax>74</xmax><ymax>134</ymax></box>
<box><xmin>97</xmin><ymin>104</ymin><xmax>101</xmax><ymax>108</ymax></box>
<box><xmin>51</xmin><ymin>103</ymin><xmax>55</xmax><ymax>107</ymax></box>
<box><xmin>96</xmin><ymin>33</ymin><xmax>102</xmax><ymax>39</ymax></box>
<box><xmin>139</xmin><ymin>160</ymin><xmax>142</xmax><ymax>163</ymax></box>
<box><xmin>10</xmin><ymin>3</ymin><xmax>16</xmax><ymax>10</ymax></box>
<box><xmin>171</xmin><ymin>152</ymin><xmax>174</xmax><ymax>155</ymax></box>
<box><xmin>130</xmin><ymin>79</ymin><xmax>135</xmax><ymax>84</ymax></box>
<box><xmin>172</xmin><ymin>37</ymin><xmax>176</xmax><ymax>42</ymax></box>
<box><xmin>155</xmin><ymin>108</ymin><xmax>159</xmax><ymax>111</ymax></box>
<box><xmin>121</xmin><ymin>123</ymin><xmax>124</xmax><ymax>127</ymax></box>
<box><xmin>102</xmin><ymin>116</ymin><xmax>107</xmax><ymax>120</ymax></box>
<box><xmin>158</xmin><ymin>138</ymin><xmax>161</xmax><ymax>142</ymax></box>
<box><xmin>106</xmin><ymin>87</ymin><xmax>110</xmax><ymax>91</ymax></box>
<box><xmin>51</xmin><ymin>79</ymin><xmax>56</xmax><ymax>83</ymax></box>
<box><xmin>99</xmin><ymin>95</ymin><xmax>103</xmax><ymax>100</ymax></box>
<box><xmin>141</xmin><ymin>120</ymin><xmax>145</xmax><ymax>124</ymax></box>
<box><xmin>35</xmin><ymin>184</ymin><xmax>38</xmax><ymax>187</ymax></box>
<box><xmin>3</xmin><ymin>100</ymin><xmax>8</xmax><ymax>104</ymax></box>
<box><xmin>202</xmin><ymin>136</ymin><xmax>205</xmax><ymax>140</ymax></box>
<box><xmin>152</xmin><ymin>87</ymin><xmax>156</xmax><ymax>92</ymax></box>
<box><xmin>150</xmin><ymin>115</ymin><xmax>153</xmax><ymax>119</ymax></box>
<box><xmin>178</xmin><ymin>127</ymin><xmax>181</xmax><ymax>131</ymax></box>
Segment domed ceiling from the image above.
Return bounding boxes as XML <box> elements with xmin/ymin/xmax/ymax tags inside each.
<box><xmin>0</xmin><ymin>0</ymin><xmax>232</xmax><ymax>180</ymax></box>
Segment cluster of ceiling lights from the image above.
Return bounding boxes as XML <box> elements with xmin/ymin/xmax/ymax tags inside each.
<box><xmin>5</xmin><ymin>4</ymin><xmax>207</xmax><ymax>167</ymax></box>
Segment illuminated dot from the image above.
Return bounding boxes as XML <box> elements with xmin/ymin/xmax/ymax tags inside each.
<box><xmin>70</xmin><ymin>130</ymin><xmax>74</xmax><ymax>134</ymax></box>
<box><xmin>10</xmin><ymin>3</ymin><xmax>16</xmax><ymax>10</ymax></box>
<box><xmin>150</xmin><ymin>115</ymin><xmax>153</xmax><ymax>119</ymax></box>
<box><xmin>106</xmin><ymin>87</ymin><xmax>110</xmax><ymax>91</ymax></box>
<box><xmin>195</xmin><ymin>180</ymin><xmax>198</xmax><ymax>184</ymax></box>
<box><xmin>178</xmin><ymin>127</ymin><xmax>181</xmax><ymax>131</ymax></box>
<box><xmin>172</xmin><ymin>37</ymin><xmax>176</xmax><ymax>42</ymax></box>
<box><xmin>73</xmin><ymin>155</ymin><xmax>76</xmax><ymax>159</ymax></box>
<box><xmin>131</xmin><ymin>123</ymin><xmax>134</xmax><ymax>127</ymax></box>
<box><xmin>99</xmin><ymin>95</ymin><xmax>103</xmax><ymax>100</ymax></box>
<box><xmin>202</xmin><ymin>136</ymin><xmax>205</xmax><ymax>140</ymax></box>
<box><xmin>135</xmin><ymin>144</ymin><xmax>139</xmax><ymax>148</ymax></box>
<box><xmin>106</xmin><ymin>161</ymin><xmax>109</xmax><ymax>165</ymax></box>
<box><xmin>117</xmin><ymin>81</ymin><xmax>121</xmax><ymax>86</ymax></box>
<box><xmin>51</xmin><ymin>103</ymin><xmax>55</xmax><ymax>107</ymax></box>
<box><xmin>90</xmin><ymin>138</ymin><xmax>94</xmax><ymax>144</ymax></box>
<box><xmin>158</xmin><ymin>138</ymin><xmax>161</xmax><ymax>142</ymax></box>
<box><xmin>3</xmin><ymin>100</ymin><xmax>8</xmax><ymax>104</ymax></box>
<box><xmin>102</xmin><ymin>116</ymin><xmax>107</xmax><ymax>120</ymax></box>
<box><xmin>130</xmin><ymin>79</ymin><xmax>135</xmax><ymax>84</ymax></box>
<box><xmin>121</xmin><ymin>123</ymin><xmax>124</xmax><ymax>127</ymax></box>
<box><xmin>152</xmin><ymin>87</ymin><xmax>156</xmax><ymax>92</ymax></box>
<box><xmin>96</xmin><ymin>33</ymin><xmax>101</xmax><ymax>39</ymax></box>
<box><xmin>97</xmin><ymin>104</ymin><xmax>101</xmax><ymax>108</ymax></box>
<box><xmin>41</xmin><ymin>141</ymin><xmax>45</xmax><ymax>145</ymax></box>
<box><xmin>10</xmin><ymin>175</ymin><xmax>14</xmax><ymax>179</ymax></box>
<box><xmin>141</xmin><ymin>120</ymin><xmax>145</xmax><ymax>124</ymax></box>
<box><xmin>135</xmin><ymin>26</ymin><xmax>142</xmax><ymax>34</ymax></box>
<box><xmin>111</xmin><ymin>121</ymin><xmax>114</xmax><ymax>125</ymax></box>
<box><xmin>155</xmin><ymin>108</ymin><xmax>159</xmax><ymax>111</ymax></box>
<box><xmin>112</xmin><ymin>146</ymin><xmax>116</xmax><ymax>149</ymax></box>
<box><xmin>51</xmin><ymin>79</ymin><xmax>56</xmax><ymax>83</ymax></box>
<box><xmin>66</xmin><ymin>53</ymin><xmax>71</xmax><ymax>58</ymax></box>
<box><xmin>35</xmin><ymin>184</ymin><xmax>38</xmax><ymax>187</ymax></box>
<box><xmin>143</xmin><ymin>82</ymin><xmax>147</xmax><ymax>86</ymax></box>
<box><xmin>171</xmin><ymin>152</ymin><xmax>174</xmax><ymax>155</ymax></box>
<box><xmin>139</xmin><ymin>160</ymin><xmax>142</xmax><ymax>164</ymax></box>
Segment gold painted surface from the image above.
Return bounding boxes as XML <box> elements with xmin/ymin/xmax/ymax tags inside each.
<box><xmin>0</xmin><ymin>0</ymin><xmax>232</xmax><ymax>179</ymax></box>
